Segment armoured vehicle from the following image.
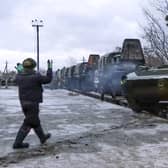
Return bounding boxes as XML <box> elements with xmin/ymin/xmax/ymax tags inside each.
<box><xmin>123</xmin><ymin>65</ymin><xmax>168</xmax><ymax>113</ymax></box>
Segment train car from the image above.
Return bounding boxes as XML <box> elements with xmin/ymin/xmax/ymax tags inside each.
<box><xmin>121</xmin><ymin>38</ymin><xmax>144</xmax><ymax>62</ymax></box>
<box><xmin>73</xmin><ymin>62</ymin><xmax>87</xmax><ymax>90</ymax></box>
<box><xmin>64</xmin><ymin>67</ymin><xmax>69</xmax><ymax>89</ymax></box>
<box><xmin>86</xmin><ymin>54</ymin><xmax>100</xmax><ymax>91</ymax></box>
<box><xmin>52</xmin><ymin>38</ymin><xmax>145</xmax><ymax>99</ymax></box>
<box><xmin>98</xmin><ymin>39</ymin><xmax>145</xmax><ymax>100</ymax></box>
<box><xmin>123</xmin><ymin>65</ymin><xmax>168</xmax><ymax>113</ymax></box>
<box><xmin>72</xmin><ymin>54</ymin><xmax>100</xmax><ymax>91</ymax></box>
<box><xmin>88</xmin><ymin>54</ymin><xmax>100</xmax><ymax>68</ymax></box>
<box><xmin>66</xmin><ymin>65</ymin><xmax>76</xmax><ymax>90</ymax></box>
<box><xmin>55</xmin><ymin>69</ymin><xmax>61</xmax><ymax>89</ymax></box>
<box><xmin>60</xmin><ymin>67</ymin><xmax>67</xmax><ymax>88</ymax></box>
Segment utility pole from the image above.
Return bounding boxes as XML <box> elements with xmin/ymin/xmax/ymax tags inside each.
<box><xmin>32</xmin><ymin>19</ymin><xmax>44</xmax><ymax>71</ymax></box>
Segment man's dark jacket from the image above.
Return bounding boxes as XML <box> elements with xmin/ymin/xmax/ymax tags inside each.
<box><xmin>16</xmin><ymin>69</ymin><xmax>52</xmax><ymax>103</ymax></box>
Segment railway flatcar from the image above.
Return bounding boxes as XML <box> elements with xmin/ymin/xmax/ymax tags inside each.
<box><xmin>98</xmin><ymin>39</ymin><xmax>145</xmax><ymax>100</ymax></box>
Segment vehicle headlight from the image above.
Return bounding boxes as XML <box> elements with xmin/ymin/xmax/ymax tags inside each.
<box><xmin>121</xmin><ymin>76</ymin><xmax>127</xmax><ymax>85</ymax></box>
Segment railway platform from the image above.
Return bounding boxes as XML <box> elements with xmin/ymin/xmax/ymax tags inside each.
<box><xmin>0</xmin><ymin>87</ymin><xmax>168</xmax><ymax>168</ymax></box>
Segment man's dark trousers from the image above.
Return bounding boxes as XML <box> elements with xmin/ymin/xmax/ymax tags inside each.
<box><xmin>13</xmin><ymin>101</ymin><xmax>49</xmax><ymax>148</ymax></box>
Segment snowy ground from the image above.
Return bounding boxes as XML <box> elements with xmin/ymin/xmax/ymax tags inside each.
<box><xmin>0</xmin><ymin>87</ymin><xmax>168</xmax><ymax>167</ymax></box>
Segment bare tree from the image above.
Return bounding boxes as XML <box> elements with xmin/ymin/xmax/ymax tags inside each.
<box><xmin>142</xmin><ymin>0</ymin><xmax>168</xmax><ymax>65</ymax></box>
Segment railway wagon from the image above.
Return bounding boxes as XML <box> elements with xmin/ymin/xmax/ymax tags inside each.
<box><xmin>98</xmin><ymin>39</ymin><xmax>145</xmax><ymax>100</ymax></box>
<box><xmin>73</xmin><ymin>62</ymin><xmax>88</xmax><ymax>90</ymax></box>
<box><xmin>68</xmin><ymin>54</ymin><xmax>100</xmax><ymax>91</ymax></box>
<box><xmin>66</xmin><ymin>65</ymin><xmax>76</xmax><ymax>90</ymax></box>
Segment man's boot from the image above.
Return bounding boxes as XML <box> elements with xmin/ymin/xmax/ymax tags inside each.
<box><xmin>13</xmin><ymin>126</ymin><xmax>30</xmax><ymax>149</ymax></box>
<box><xmin>34</xmin><ymin>125</ymin><xmax>51</xmax><ymax>144</ymax></box>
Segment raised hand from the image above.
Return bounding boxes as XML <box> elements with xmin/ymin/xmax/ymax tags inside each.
<box><xmin>47</xmin><ymin>60</ymin><xmax>53</xmax><ymax>69</ymax></box>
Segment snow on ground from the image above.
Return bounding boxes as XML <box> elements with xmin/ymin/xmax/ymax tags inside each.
<box><xmin>0</xmin><ymin>87</ymin><xmax>126</xmax><ymax>157</ymax></box>
<box><xmin>7</xmin><ymin>142</ymin><xmax>168</xmax><ymax>168</ymax></box>
<box><xmin>1</xmin><ymin>87</ymin><xmax>168</xmax><ymax>167</ymax></box>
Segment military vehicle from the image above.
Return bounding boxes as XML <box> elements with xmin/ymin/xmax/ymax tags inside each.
<box><xmin>97</xmin><ymin>39</ymin><xmax>145</xmax><ymax>100</ymax></box>
<box><xmin>123</xmin><ymin>65</ymin><xmax>168</xmax><ymax>114</ymax></box>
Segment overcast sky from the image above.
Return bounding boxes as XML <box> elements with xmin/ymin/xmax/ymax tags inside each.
<box><xmin>0</xmin><ymin>0</ymin><xmax>149</xmax><ymax>71</ymax></box>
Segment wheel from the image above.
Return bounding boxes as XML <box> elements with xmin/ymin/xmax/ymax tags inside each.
<box><xmin>98</xmin><ymin>86</ymin><xmax>105</xmax><ymax>101</ymax></box>
<box><xmin>145</xmin><ymin>103</ymin><xmax>163</xmax><ymax>116</ymax></box>
<box><xmin>110</xmin><ymin>88</ymin><xmax>116</xmax><ymax>100</ymax></box>
<box><xmin>100</xmin><ymin>93</ymin><xmax>104</xmax><ymax>101</ymax></box>
<box><xmin>127</xmin><ymin>96</ymin><xmax>142</xmax><ymax>113</ymax></box>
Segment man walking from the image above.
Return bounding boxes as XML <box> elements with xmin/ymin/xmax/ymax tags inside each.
<box><xmin>13</xmin><ymin>58</ymin><xmax>53</xmax><ymax>149</ymax></box>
